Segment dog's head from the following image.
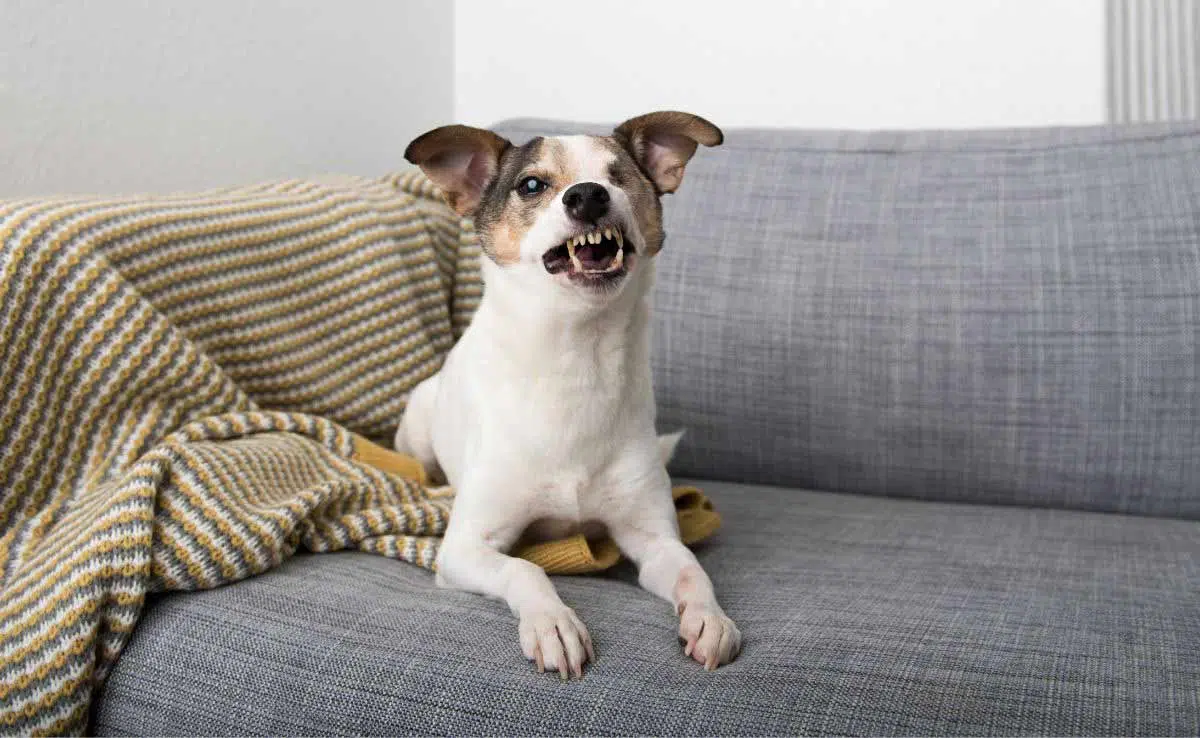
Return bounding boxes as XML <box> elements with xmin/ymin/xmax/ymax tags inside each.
<box><xmin>405</xmin><ymin>111</ymin><xmax>722</xmax><ymax>303</ymax></box>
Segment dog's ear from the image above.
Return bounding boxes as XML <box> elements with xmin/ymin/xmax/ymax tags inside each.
<box><xmin>613</xmin><ymin>111</ymin><xmax>723</xmax><ymax>194</ymax></box>
<box><xmin>405</xmin><ymin>125</ymin><xmax>511</xmax><ymax>215</ymax></box>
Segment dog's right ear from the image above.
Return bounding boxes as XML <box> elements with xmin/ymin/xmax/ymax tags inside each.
<box><xmin>405</xmin><ymin>125</ymin><xmax>511</xmax><ymax>215</ymax></box>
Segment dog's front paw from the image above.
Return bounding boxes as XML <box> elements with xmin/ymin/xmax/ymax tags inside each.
<box><xmin>678</xmin><ymin>601</ymin><xmax>741</xmax><ymax>670</ymax></box>
<box><xmin>518</xmin><ymin>606</ymin><xmax>594</xmax><ymax>680</ymax></box>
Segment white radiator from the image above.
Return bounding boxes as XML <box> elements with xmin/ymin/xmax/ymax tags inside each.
<box><xmin>1107</xmin><ymin>0</ymin><xmax>1200</xmax><ymax>122</ymax></box>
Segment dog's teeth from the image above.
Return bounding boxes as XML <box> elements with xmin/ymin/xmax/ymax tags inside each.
<box><xmin>603</xmin><ymin>228</ymin><xmax>612</xmax><ymax>240</ymax></box>
<box><xmin>566</xmin><ymin>239</ymin><xmax>584</xmax><ymax>273</ymax></box>
<box><xmin>610</xmin><ymin>245</ymin><xmax>624</xmax><ymax>271</ymax></box>
<box><xmin>615</xmin><ymin>230</ymin><xmax>624</xmax><ymax>247</ymax></box>
<box><xmin>591</xmin><ymin>231</ymin><xmax>600</xmax><ymax>244</ymax></box>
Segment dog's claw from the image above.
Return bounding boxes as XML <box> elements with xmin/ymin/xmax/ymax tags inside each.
<box><xmin>678</xmin><ymin>601</ymin><xmax>741</xmax><ymax>670</ymax></box>
<box><xmin>520</xmin><ymin>606</ymin><xmax>592</xmax><ymax>680</ymax></box>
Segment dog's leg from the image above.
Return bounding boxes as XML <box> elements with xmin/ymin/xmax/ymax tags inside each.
<box><xmin>394</xmin><ymin>373</ymin><xmax>442</xmax><ymax>481</ymax></box>
<box><xmin>436</xmin><ymin>508</ymin><xmax>593</xmax><ymax>679</ymax></box>
<box><xmin>608</xmin><ymin>497</ymin><xmax>741</xmax><ymax>670</ymax></box>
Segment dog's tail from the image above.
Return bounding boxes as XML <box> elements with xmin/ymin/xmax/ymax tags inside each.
<box><xmin>657</xmin><ymin>430</ymin><xmax>684</xmax><ymax>465</ymax></box>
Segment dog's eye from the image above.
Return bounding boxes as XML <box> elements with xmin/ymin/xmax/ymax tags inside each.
<box><xmin>516</xmin><ymin>177</ymin><xmax>549</xmax><ymax>197</ymax></box>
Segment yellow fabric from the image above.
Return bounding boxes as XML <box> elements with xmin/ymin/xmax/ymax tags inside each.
<box><xmin>352</xmin><ymin>436</ymin><xmax>722</xmax><ymax>575</ymax></box>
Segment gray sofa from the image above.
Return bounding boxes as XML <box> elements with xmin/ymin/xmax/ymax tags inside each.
<box><xmin>95</xmin><ymin>120</ymin><xmax>1200</xmax><ymax>735</ymax></box>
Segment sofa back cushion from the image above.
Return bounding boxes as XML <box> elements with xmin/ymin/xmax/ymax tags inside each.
<box><xmin>491</xmin><ymin>119</ymin><xmax>1200</xmax><ymax>520</ymax></box>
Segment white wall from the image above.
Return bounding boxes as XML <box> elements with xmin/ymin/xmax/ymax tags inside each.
<box><xmin>455</xmin><ymin>0</ymin><xmax>1106</xmax><ymax>130</ymax></box>
<box><xmin>0</xmin><ymin>0</ymin><xmax>453</xmax><ymax>197</ymax></box>
<box><xmin>1</xmin><ymin>0</ymin><xmax>1111</xmax><ymax>198</ymax></box>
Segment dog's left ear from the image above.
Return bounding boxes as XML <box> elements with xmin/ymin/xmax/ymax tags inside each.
<box><xmin>613</xmin><ymin>111</ymin><xmax>723</xmax><ymax>194</ymax></box>
<box><xmin>405</xmin><ymin>125</ymin><xmax>511</xmax><ymax>215</ymax></box>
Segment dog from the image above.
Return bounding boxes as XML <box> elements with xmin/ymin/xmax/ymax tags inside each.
<box><xmin>396</xmin><ymin>111</ymin><xmax>741</xmax><ymax>678</ymax></box>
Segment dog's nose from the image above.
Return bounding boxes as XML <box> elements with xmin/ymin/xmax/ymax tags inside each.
<box><xmin>562</xmin><ymin>182</ymin><xmax>610</xmax><ymax>223</ymax></box>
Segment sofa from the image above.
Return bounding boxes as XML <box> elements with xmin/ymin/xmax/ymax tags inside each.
<box><xmin>92</xmin><ymin>120</ymin><xmax>1199</xmax><ymax>735</ymax></box>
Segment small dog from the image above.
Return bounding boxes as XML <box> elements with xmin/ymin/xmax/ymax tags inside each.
<box><xmin>396</xmin><ymin>111</ymin><xmax>741</xmax><ymax>678</ymax></box>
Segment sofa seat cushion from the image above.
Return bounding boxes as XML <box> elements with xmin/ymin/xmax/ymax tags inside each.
<box><xmin>95</xmin><ymin>481</ymin><xmax>1199</xmax><ymax>736</ymax></box>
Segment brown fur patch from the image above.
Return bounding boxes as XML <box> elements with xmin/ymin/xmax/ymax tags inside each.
<box><xmin>543</xmin><ymin>138</ymin><xmax>574</xmax><ymax>184</ymax></box>
<box><xmin>613</xmin><ymin>111</ymin><xmax>723</xmax><ymax>195</ymax></box>
<box><xmin>404</xmin><ymin>125</ymin><xmax>511</xmax><ymax>215</ymax></box>
<box><xmin>474</xmin><ymin>137</ymin><xmax>548</xmax><ymax>264</ymax></box>
<box><xmin>469</xmin><ymin>132</ymin><xmax>671</xmax><ymax>264</ymax></box>
<box><xmin>597</xmin><ymin>136</ymin><xmax>665</xmax><ymax>255</ymax></box>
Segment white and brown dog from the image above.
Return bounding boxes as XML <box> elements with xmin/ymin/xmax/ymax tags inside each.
<box><xmin>396</xmin><ymin>111</ymin><xmax>740</xmax><ymax>678</ymax></box>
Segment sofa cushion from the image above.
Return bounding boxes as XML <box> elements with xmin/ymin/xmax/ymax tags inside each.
<box><xmin>486</xmin><ymin>120</ymin><xmax>1200</xmax><ymax>519</ymax></box>
<box><xmin>95</xmin><ymin>480</ymin><xmax>1199</xmax><ymax>736</ymax></box>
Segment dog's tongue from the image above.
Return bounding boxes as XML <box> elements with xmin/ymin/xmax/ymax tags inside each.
<box><xmin>575</xmin><ymin>244</ymin><xmax>612</xmax><ymax>270</ymax></box>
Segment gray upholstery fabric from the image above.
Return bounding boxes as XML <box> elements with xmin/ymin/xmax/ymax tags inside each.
<box><xmin>95</xmin><ymin>479</ymin><xmax>1200</xmax><ymax>736</ymax></box>
<box><xmin>491</xmin><ymin>120</ymin><xmax>1200</xmax><ymax>519</ymax></box>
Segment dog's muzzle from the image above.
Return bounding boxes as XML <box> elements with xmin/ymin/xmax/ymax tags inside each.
<box><xmin>542</xmin><ymin>225</ymin><xmax>633</xmax><ymax>283</ymax></box>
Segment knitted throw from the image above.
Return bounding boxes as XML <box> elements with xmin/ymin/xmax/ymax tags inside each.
<box><xmin>0</xmin><ymin>171</ymin><xmax>719</xmax><ymax>735</ymax></box>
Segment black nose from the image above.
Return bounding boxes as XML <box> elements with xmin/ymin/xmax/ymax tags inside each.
<box><xmin>562</xmin><ymin>182</ymin><xmax>610</xmax><ymax>223</ymax></box>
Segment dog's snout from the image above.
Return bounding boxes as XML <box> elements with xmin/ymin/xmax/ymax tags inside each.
<box><xmin>562</xmin><ymin>182</ymin><xmax>610</xmax><ymax>223</ymax></box>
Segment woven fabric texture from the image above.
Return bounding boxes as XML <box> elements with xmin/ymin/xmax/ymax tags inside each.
<box><xmin>95</xmin><ymin>479</ymin><xmax>1200</xmax><ymax>736</ymax></box>
<box><xmin>493</xmin><ymin>119</ymin><xmax>1200</xmax><ymax>519</ymax></box>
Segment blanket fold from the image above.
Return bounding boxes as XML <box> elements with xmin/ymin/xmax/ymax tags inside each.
<box><xmin>0</xmin><ymin>172</ymin><xmax>718</xmax><ymax>735</ymax></box>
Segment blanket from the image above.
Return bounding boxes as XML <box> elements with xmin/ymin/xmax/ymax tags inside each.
<box><xmin>0</xmin><ymin>171</ymin><xmax>719</xmax><ymax>735</ymax></box>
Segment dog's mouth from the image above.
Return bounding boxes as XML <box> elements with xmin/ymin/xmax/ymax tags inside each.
<box><xmin>542</xmin><ymin>225</ymin><xmax>633</xmax><ymax>284</ymax></box>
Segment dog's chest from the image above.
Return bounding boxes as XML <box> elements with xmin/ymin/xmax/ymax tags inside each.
<box><xmin>523</xmin><ymin>461</ymin><xmax>607</xmax><ymax>514</ymax></box>
<box><xmin>519</xmin><ymin>469</ymin><xmax>613</xmax><ymax>542</ymax></box>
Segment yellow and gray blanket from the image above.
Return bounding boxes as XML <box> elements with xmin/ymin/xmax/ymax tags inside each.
<box><xmin>0</xmin><ymin>171</ymin><xmax>718</xmax><ymax>735</ymax></box>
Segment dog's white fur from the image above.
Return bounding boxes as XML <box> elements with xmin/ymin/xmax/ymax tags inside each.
<box><xmin>397</xmin><ymin>129</ymin><xmax>740</xmax><ymax>677</ymax></box>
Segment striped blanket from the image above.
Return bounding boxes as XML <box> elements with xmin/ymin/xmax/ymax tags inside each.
<box><xmin>0</xmin><ymin>171</ymin><xmax>718</xmax><ymax>735</ymax></box>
